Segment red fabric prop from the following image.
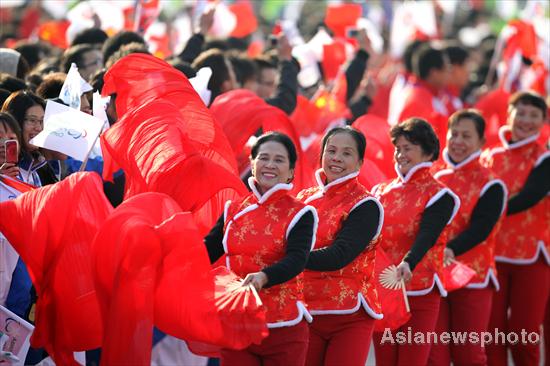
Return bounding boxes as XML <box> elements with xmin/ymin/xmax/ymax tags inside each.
<box><xmin>92</xmin><ymin>193</ymin><xmax>268</xmax><ymax>365</ymax></box>
<box><xmin>101</xmin><ymin>54</ymin><xmax>247</xmax><ymax>232</ymax></box>
<box><xmin>229</xmin><ymin>1</ymin><xmax>258</xmax><ymax>38</ymax></box>
<box><xmin>210</xmin><ymin>89</ymin><xmax>316</xmax><ymax>193</ymax></box>
<box><xmin>0</xmin><ymin>172</ymin><xmax>113</xmax><ymax>365</ymax></box>
<box><xmin>324</xmin><ymin>3</ymin><xmax>362</xmax><ymax>38</ymax></box>
<box><xmin>0</xmin><ymin>175</ymin><xmax>36</xmax><ymax>193</ymax></box>
<box><xmin>38</xmin><ymin>20</ymin><xmax>70</xmax><ymax>49</ymax></box>
<box><xmin>322</xmin><ymin>41</ymin><xmax>347</xmax><ymax>82</ymax></box>
<box><xmin>442</xmin><ymin>261</ymin><xmax>476</xmax><ymax>292</ymax></box>
<box><xmin>187</xmin><ymin>266</ymin><xmax>268</xmax><ymax>357</ymax></box>
<box><xmin>372</xmin><ymin>247</ymin><xmax>411</xmax><ymax>332</ymax></box>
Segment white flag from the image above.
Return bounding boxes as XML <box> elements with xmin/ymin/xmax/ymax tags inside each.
<box><xmin>189</xmin><ymin>67</ymin><xmax>212</xmax><ymax>106</ymax></box>
<box><xmin>0</xmin><ymin>304</ymin><xmax>34</xmax><ymax>366</ymax></box>
<box><xmin>29</xmin><ymin>101</ymin><xmax>104</xmax><ymax>161</ymax></box>
<box><xmin>59</xmin><ymin>63</ymin><xmax>93</xmax><ymax>110</ymax></box>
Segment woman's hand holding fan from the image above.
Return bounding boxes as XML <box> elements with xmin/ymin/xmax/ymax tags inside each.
<box><xmin>379</xmin><ymin>262</ymin><xmax>411</xmax><ymax>312</ymax></box>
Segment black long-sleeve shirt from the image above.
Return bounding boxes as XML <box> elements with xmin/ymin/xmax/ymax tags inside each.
<box><xmin>403</xmin><ymin>193</ymin><xmax>455</xmax><ymax>271</ymax></box>
<box><xmin>265</xmin><ymin>58</ymin><xmax>300</xmax><ymax>115</ymax></box>
<box><xmin>447</xmin><ymin>183</ymin><xmax>505</xmax><ymax>256</ymax></box>
<box><xmin>306</xmin><ymin>200</ymin><xmax>381</xmax><ymax>271</ymax></box>
<box><xmin>345</xmin><ymin>49</ymin><xmax>370</xmax><ymax>101</ymax></box>
<box><xmin>507</xmin><ymin>155</ymin><xmax>549</xmax><ymax>215</ymax></box>
<box><xmin>204</xmin><ymin>210</ymin><xmax>314</xmax><ymax>288</ymax></box>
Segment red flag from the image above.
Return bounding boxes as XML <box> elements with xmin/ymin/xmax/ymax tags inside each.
<box><xmin>0</xmin><ymin>175</ymin><xmax>36</xmax><ymax>193</ymax></box>
<box><xmin>38</xmin><ymin>20</ymin><xmax>70</xmax><ymax>49</ymax></box>
<box><xmin>290</xmin><ymin>95</ymin><xmax>321</xmax><ymax>138</ymax></box>
<box><xmin>352</xmin><ymin>114</ymin><xmax>395</xmax><ymax>180</ymax></box>
<box><xmin>373</xmin><ymin>247</ymin><xmax>411</xmax><ymax>332</ymax></box>
<box><xmin>322</xmin><ymin>41</ymin><xmax>347</xmax><ymax>82</ymax></box>
<box><xmin>210</xmin><ymin>89</ymin><xmax>316</xmax><ymax>192</ymax></box>
<box><xmin>0</xmin><ymin>172</ymin><xmax>113</xmax><ymax>365</ymax></box>
<box><xmin>324</xmin><ymin>3</ymin><xmax>362</xmax><ymax>38</ymax></box>
<box><xmin>101</xmin><ymin>54</ymin><xmax>247</xmax><ymax>232</ymax></box>
<box><xmin>442</xmin><ymin>261</ymin><xmax>476</xmax><ymax>292</ymax></box>
<box><xmin>229</xmin><ymin>1</ymin><xmax>258</xmax><ymax>38</ymax></box>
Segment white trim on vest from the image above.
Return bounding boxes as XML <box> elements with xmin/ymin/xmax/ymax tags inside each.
<box><xmin>434</xmin><ymin>169</ymin><xmax>453</xmax><ymax>180</ymax></box>
<box><xmin>466</xmin><ymin>268</ymin><xmax>500</xmax><ymax>291</ymax></box>
<box><xmin>248</xmin><ymin>177</ymin><xmax>293</xmax><ymax>204</ymax></box>
<box><xmin>407</xmin><ymin>274</ymin><xmax>448</xmax><ymax>297</ymax></box>
<box><xmin>535</xmin><ymin>150</ymin><xmax>550</xmax><ymax>168</ymax></box>
<box><xmin>223</xmin><ymin>200</ymin><xmax>231</xmax><ymax>223</ymax></box>
<box><xmin>395</xmin><ymin>161</ymin><xmax>433</xmax><ymax>183</ymax></box>
<box><xmin>479</xmin><ymin>179</ymin><xmax>508</xmax><ymax>217</ymax></box>
<box><xmin>425</xmin><ymin>188</ymin><xmax>461</xmax><ymax>224</ymax></box>
<box><xmin>495</xmin><ymin>241</ymin><xmax>550</xmax><ymax>265</ymax></box>
<box><xmin>350</xmin><ymin>197</ymin><xmax>385</xmax><ymax>241</ymax></box>
<box><xmin>309</xmin><ymin>292</ymin><xmax>384</xmax><ymax>319</ymax></box>
<box><xmin>267</xmin><ymin>301</ymin><xmax>312</xmax><ymax>328</ymax></box>
<box><xmin>314</xmin><ymin>168</ymin><xmax>360</xmax><ymax>193</ymax></box>
<box><xmin>442</xmin><ymin>148</ymin><xmax>482</xmax><ymax>170</ymax></box>
<box><xmin>286</xmin><ymin>205</ymin><xmax>319</xmax><ymax>252</ymax></box>
<box><xmin>498</xmin><ymin>125</ymin><xmax>540</xmax><ymax>150</ymax></box>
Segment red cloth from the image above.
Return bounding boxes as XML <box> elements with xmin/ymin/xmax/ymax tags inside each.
<box><xmin>306</xmin><ymin>311</ymin><xmax>375</xmax><ymax>366</ymax></box>
<box><xmin>101</xmin><ymin>54</ymin><xmax>247</xmax><ymax>232</ymax></box>
<box><xmin>0</xmin><ymin>172</ymin><xmax>113</xmax><ymax>365</ymax></box>
<box><xmin>373</xmin><ymin>291</ymin><xmax>441</xmax><ymax>366</ymax></box>
<box><xmin>220</xmin><ymin>321</ymin><xmax>309</xmax><ymax>366</ymax></box>
<box><xmin>442</xmin><ymin>261</ymin><xmax>476</xmax><ymax>292</ymax></box>
<box><xmin>210</xmin><ymin>89</ymin><xmax>315</xmax><ymax>193</ymax></box>
<box><xmin>487</xmin><ymin>260</ymin><xmax>550</xmax><ymax>366</ymax></box>
<box><xmin>290</xmin><ymin>95</ymin><xmax>321</xmax><ymax>138</ymax></box>
<box><xmin>38</xmin><ymin>20</ymin><xmax>70</xmax><ymax>49</ymax></box>
<box><xmin>322</xmin><ymin>41</ymin><xmax>347</xmax><ymax>82</ymax></box>
<box><xmin>324</xmin><ymin>3</ymin><xmax>362</xmax><ymax>38</ymax></box>
<box><xmin>229</xmin><ymin>1</ymin><xmax>258</xmax><ymax>38</ymax></box>
<box><xmin>372</xmin><ymin>247</ymin><xmax>411</xmax><ymax>332</ymax></box>
<box><xmin>0</xmin><ymin>175</ymin><xmax>36</xmax><ymax>193</ymax></box>
<box><xmin>428</xmin><ymin>288</ymin><xmax>493</xmax><ymax>366</ymax></box>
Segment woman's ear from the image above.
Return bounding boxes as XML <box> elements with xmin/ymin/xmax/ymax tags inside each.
<box><xmin>287</xmin><ymin>168</ymin><xmax>295</xmax><ymax>183</ymax></box>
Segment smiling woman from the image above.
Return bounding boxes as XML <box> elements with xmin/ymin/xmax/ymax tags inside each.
<box><xmin>204</xmin><ymin>132</ymin><xmax>317</xmax><ymax>366</ymax></box>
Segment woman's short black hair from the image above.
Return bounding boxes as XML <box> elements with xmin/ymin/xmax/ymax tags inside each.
<box><xmin>250</xmin><ymin>131</ymin><xmax>297</xmax><ymax>169</ymax></box>
<box><xmin>508</xmin><ymin>91</ymin><xmax>547</xmax><ymax>120</ymax></box>
<box><xmin>390</xmin><ymin>118</ymin><xmax>440</xmax><ymax>161</ymax></box>
<box><xmin>320</xmin><ymin>126</ymin><xmax>366</xmax><ymax>165</ymax></box>
<box><xmin>448</xmin><ymin>109</ymin><xmax>486</xmax><ymax>139</ymax></box>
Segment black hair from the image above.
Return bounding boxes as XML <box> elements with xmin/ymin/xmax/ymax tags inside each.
<box><xmin>61</xmin><ymin>43</ymin><xmax>100</xmax><ymax>72</ymax></box>
<box><xmin>444</xmin><ymin>43</ymin><xmax>469</xmax><ymax>66</ymax></box>
<box><xmin>413</xmin><ymin>44</ymin><xmax>446</xmax><ymax>80</ymax></box>
<box><xmin>1</xmin><ymin>90</ymin><xmax>46</xmax><ymax>133</ymax></box>
<box><xmin>509</xmin><ymin>91</ymin><xmax>547</xmax><ymax>120</ymax></box>
<box><xmin>89</xmin><ymin>68</ymin><xmax>106</xmax><ymax>94</ymax></box>
<box><xmin>14</xmin><ymin>41</ymin><xmax>52</xmax><ymax>69</ymax></box>
<box><xmin>320</xmin><ymin>126</ymin><xmax>366</xmax><ymax>165</ymax></box>
<box><xmin>0</xmin><ymin>111</ymin><xmax>23</xmax><ymax>153</ymax></box>
<box><xmin>35</xmin><ymin>72</ymin><xmax>66</xmax><ymax>99</ymax></box>
<box><xmin>448</xmin><ymin>109</ymin><xmax>485</xmax><ymax>139</ymax></box>
<box><xmin>0</xmin><ymin>88</ymin><xmax>11</xmax><ymax>107</ymax></box>
<box><xmin>72</xmin><ymin>27</ymin><xmax>109</xmax><ymax>46</ymax></box>
<box><xmin>250</xmin><ymin>132</ymin><xmax>297</xmax><ymax>170</ymax></box>
<box><xmin>403</xmin><ymin>40</ymin><xmax>427</xmax><ymax>74</ymax></box>
<box><xmin>105</xmin><ymin>42</ymin><xmax>150</xmax><ymax>69</ymax></box>
<box><xmin>192</xmin><ymin>48</ymin><xmax>233</xmax><ymax>104</ymax></box>
<box><xmin>228</xmin><ymin>52</ymin><xmax>258</xmax><ymax>86</ymax></box>
<box><xmin>102</xmin><ymin>31</ymin><xmax>146</xmax><ymax>63</ymax></box>
<box><xmin>167</xmin><ymin>58</ymin><xmax>196</xmax><ymax>78</ymax></box>
<box><xmin>0</xmin><ymin>73</ymin><xmax>27</xmax><ymax>93</ymax></box>
<box><xmin>390</xmin><ymin>118</ymin><xmax>440</xmax><ymax>161</ymax></box>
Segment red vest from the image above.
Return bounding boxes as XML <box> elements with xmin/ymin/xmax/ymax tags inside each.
<box><xmin>297</xmin><ymin>170</ymin><xmax>383</xmax><ymax>317</ymax></box>
<box><xmin>482</xmin><ymin>127</ymin><xmax>550</xmax><ymax>264</ymax></box>
<box><xmin>435</xmin><ymin>150</ymin><xmax>506</xmax><ymax>289</ymax></box>
<box><xmin>373</xmin><ymin>163</ymin><xmax>459</xmax><ymax>296</ymax></box>
<box><xmin>223</xmin><ymin>179</ymin><xmax>316</xmax><ymax>327</ymax></box>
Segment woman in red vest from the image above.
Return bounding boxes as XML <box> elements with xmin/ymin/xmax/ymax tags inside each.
<box><xmin>204</xmin><ymin>132</ymin><xmax>317</xmax><ymax>366</ymax></box>
<box><xmin>428</xmin><ymin>110</ymin><xmax>507</xmax><ymax>366</ymax></box>
<box><xmin>483</xmin><ymin>91</ymin><xmax>549</xmax><ymax>366</ymax></box>
<box><xmin>297</xmin><ymin>126</ymin><xmax>384</xmax><ymax>366</ymax></box>
<box><xmin>372</xmin><ymin>118</ymin><xmax>460</xmax><ymax>366</ymax></box>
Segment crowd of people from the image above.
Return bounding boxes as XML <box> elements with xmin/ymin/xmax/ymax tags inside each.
<box><xmin>0</xmin><ymin>1</ymin><xmax>549</xmax><ymax>365</ymax></box>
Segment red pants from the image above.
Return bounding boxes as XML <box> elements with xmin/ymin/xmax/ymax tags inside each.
<box><xmin>373</xmin><ymin>291</ymin><xmax>441</xmax><ymax>366</ymax></box>
<box><xmin>428</xmin><ymin>287</ymin><xmax>494</xmax><ymax>366</ymax></box>
<box><xmin>220</xmin><ymin>321</ymin><xmax>309</xmax><ymax>366</ymax></box>
<box><xmin>305</xmin><ymin>310</ymin><xmax>375</xmax><ymax>366</ymax></box>
<box><xmin>486</xmin><ymin>259</ymin><xmax>550</xmax><ymax>366</ymax></box>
